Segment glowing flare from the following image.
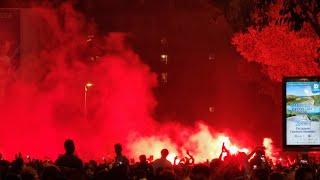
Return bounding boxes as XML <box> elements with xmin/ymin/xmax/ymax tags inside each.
<box><xmin>129</xmin><ymin>124</ymin><xmax>252</xmax><ymax>163</ymax></box>
<box><xmin>263</xmin><ymin>138</ymin><xmax>276</xmax><ymax>163</ymax></box>
<box><xmin>128</xmin><ymin>136</ymin><xmax>179</xmax><ymax>164</ymax></box>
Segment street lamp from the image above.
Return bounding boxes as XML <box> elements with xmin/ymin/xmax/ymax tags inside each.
<box><xmin>84</xmin><ymin>82</ymin><xmax>93</xmax><ymax>120</ymax></box>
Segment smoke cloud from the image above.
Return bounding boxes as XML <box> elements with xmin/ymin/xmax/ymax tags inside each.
<box><xmin>0</xmin><ymin>2</ymin><xmax>274</xmax><ymax>162</ymax></box>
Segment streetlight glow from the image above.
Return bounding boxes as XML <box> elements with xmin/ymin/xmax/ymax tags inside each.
<box><xmin>86</xmin><ymin>82</ymin><xmax>93</xmax><ymax>87</ymax></box>
<box><xmin>84</xmin><ymin>82</ymin><xmax>94</xmax><ymax>121</ymax></box>
<box><xmin>161</xmin><ymin>54</ymin><xmax>168</xmax><ymax>59</ymax></box>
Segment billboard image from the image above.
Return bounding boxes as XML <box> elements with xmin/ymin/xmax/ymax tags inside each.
<box><xmin>284</xmin><ymin>77</ymin><xmax>320</xmax><ymax>149</ymax></box>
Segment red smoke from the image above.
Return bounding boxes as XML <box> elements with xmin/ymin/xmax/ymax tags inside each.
<box><xmin>128</xmin><ymin>123</ymin><xmax>276</xmax><ymax>163</ymax></box>
<box><xmin>0</xmin><ymin>3</ymin><xmax>158</xmax><ymax>160</ymax></box>
<box><xmin>0</xmin><ymin>3</ymin><xmax>276</xmax><ymax>162</ymax></box>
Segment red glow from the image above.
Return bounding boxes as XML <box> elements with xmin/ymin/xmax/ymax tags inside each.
<box><xmin>0</xmin><ymin>3</ymin><xmax>280</xmax><ymax>163</ymax></box>
<box><xmin>128</xmin><ymin>123</ymin><xmax>271</xmax><ymax>163</ymax></box>
<box><xmin>263</xmin><ymin>138</ymin><xmax>276</xmax><ymax>163</ymax></box>
<box><xmin>0</xmin><ymin>4</ymin><xmax>158</xmax><ymax>160</ymax></box>
<box><xmin>85</xmin><ymin>83</ymin><xmax>93</xmax><ymax>87</ymax></box>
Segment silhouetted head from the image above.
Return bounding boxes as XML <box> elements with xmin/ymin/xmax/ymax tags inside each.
<box><xmin>20</xmin><ymin>171</ymin><xmax>36</xmax><ymax>180</ymax></box>
<box><xmin>42</xmin><ymin>166</ymin><xmax>64</xmax><ymax>180</ymax></box>
<box><xmin>252</xmin><ymin>169</ymin><xmax>268</xmax><ymax>180</ymax></box>
<box><xmin>64</xmin><ymin>139</ymin><xmax>75</xmax><ymax>155</ymax></box>
<box><xmin>114</xmin><ymin>143</ymin><xmax>122</xmax><ymax>156</ymax></box>
<box><xmin>269</xmin><ymin>172</ymin><xmax>284</xmax><ymax>180</ymax></box>
<box><xmin>295</xmin><ymin>167</ymin><xmax>314</xmax><ymax>180</ymax></box>
<box><xmin>139</xmin><ymin>155</ymin><xmax>147</xmax><ymax>163</ymax></box>
<box><xmin>161</xmin><ymin>149</ymin><xmax>169</xmax><ymax>159</ymax></box>
<box><xmin>11</xmin><ymin>158</ymin><xmax>24</xmax><ymax>173</ymax></box>
<box><xmin>5</xmin><ymin>173</ymin><xmax>21</xmax><ymax>180</ymax></box>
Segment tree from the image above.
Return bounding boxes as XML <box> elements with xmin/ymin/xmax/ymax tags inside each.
<box><xmin>211</xmin><ymin>0</ymin><xmax>320</xmax><ymax>36</ymax></box>
<box><xmin>277</xmin><ymin>0</ymin><xmax>320</xmax><ymax>36</ymax></box>
<box><xmin>232</xmin><ymin>2</ymin><xmax>320</xmax><ymax>81</ymax></box>
<box><xmin>211</xmin><ymin>0</ymin><xmax>275</xmax><ymax>31</ymax></box>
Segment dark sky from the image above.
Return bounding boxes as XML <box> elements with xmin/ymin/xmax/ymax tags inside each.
<box><xmin>79</xmin><ymin>1</ymin><xmax>282</xmax><ymax>144</ymax></box>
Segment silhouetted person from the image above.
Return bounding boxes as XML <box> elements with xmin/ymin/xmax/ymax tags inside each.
<box><xmin>135</xmin><ymin>155</ymin><xmax>153</xmax><ymax>179</ymax></box>
<box><xmin>10</xmin><ymin>156</ymin><xmax>24</xmax><ymax>174</ymax></box>
<box><xmin>152</xmin><ymin>149</ymin><xmax>172</xmax><ymax>175</ymax></box>
<box><xmin>20</xmin><ymin>171</ymin><xmax>36</xmax><ymax>180</ymax></box>
<box><xmin>251</xmin><ymin>168</ymin><xmax>269</xmax><ymax>180</ymax></box>
<box><xmin>295</xmin><ymin>167</ymin><xmax>314</xmax><ymax>180</ymax></box>
<box><xmin>55</xmin><ymin>139</ymin><xmax>83</xmax><ymax>170</ymax></box>
<box><xmin>0</xmin><ymin>153</ymin><xmax>10</xmax><ymax>180</ymax></box>
<box><xmin>190</xmin><ymin>164</ymin><xmax>210</xmax><ymax>180</ymax></box>
<box><xmin>219</xmin><ymin>142</ymin><xmax>230</xmax><ymax>161</ymax></box>
<box><xmin>248</xmin><ymin>146</ymin><xmax>269</xmax><ymax>170</ymax></box>
<box><xmin>41</xmin><ymin>166</ymin><xmax>65</xmax><ymax>180</ymax></box>
<box><xmin>110</xmin><ymin>143</ymin><xmax>129</xmax><ymax>179</ymax></box>
<box><xmin>114</xmin><ymin>144</ymin><xmax>129</xmax><ymax>167</ymax></box>
<box><xmin>269</xmin><ymin>172</ymin><xmax>284</xmax><ymax>180</ymax></box>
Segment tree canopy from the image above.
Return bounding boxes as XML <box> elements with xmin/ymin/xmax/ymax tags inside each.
<box><xmin>231</xmin><ymin>0</ymin><xmax>320</xmax><ymax>81</ymax></box>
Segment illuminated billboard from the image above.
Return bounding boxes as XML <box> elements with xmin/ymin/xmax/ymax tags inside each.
<box><xmin>283</xmin><ymin>77</ymin><xmax>320</xmax><ymax>150</ymax></box>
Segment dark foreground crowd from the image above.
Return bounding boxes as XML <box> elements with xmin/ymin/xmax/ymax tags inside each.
<box><xmin>0</xmin><ymin>140</ymin><xmax>319</xmax><ymax>180</ymax></box>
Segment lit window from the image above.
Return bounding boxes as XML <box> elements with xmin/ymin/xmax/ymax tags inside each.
<box><xmin>209</xmin><ymin>106</ymin><xmax>215</xmax><ymax>112</ymax></box>
<box><xmin>161</xmin><ymin>72</ymin><xmax>168</xmax><ymax>83</ymax></box>
<box><xmin>209</xmin><ymin>53</ymin><xmax>215</xmax><ymax>61</ymax></box>
<box><xmin>160</xmin><ymin>54</ymin><xmax>168</xmax><ymax>64</ymax></box>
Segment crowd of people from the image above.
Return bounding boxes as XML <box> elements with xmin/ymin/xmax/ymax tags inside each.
<box><xmin>0</xmin><ymin>139</ymin><xmax>319</xmax><ymax>180</ymax></box>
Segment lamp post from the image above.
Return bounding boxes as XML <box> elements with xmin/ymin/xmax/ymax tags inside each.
<box><xmin>84</xmin><ymin>82</ymin><xmax>93</xmax><ymax>120</ymax></box>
